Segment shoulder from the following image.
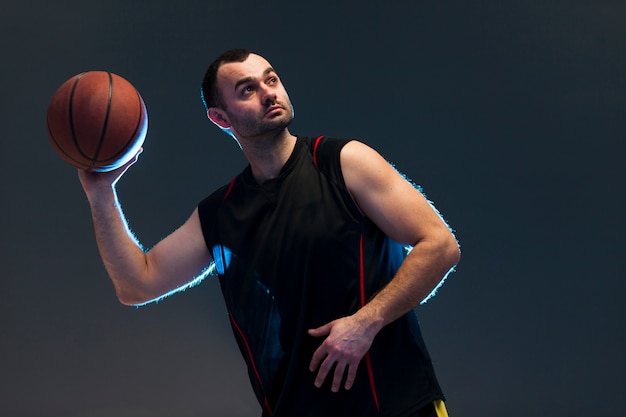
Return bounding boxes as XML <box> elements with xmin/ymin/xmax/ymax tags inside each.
<box><xmin>339</xmin><ymin>139</ymin><xmax>381</xmax><ymax>163</ymax></box>
<box><xmin>340</xmin><ymin>141</ymin><xmax>433</xmax><ymax>244</ymax></box>
<box><xmin>198</xmin><ymin>176</ymin><xmax>239</xmax><ymax>213</ymax></box>
<box><xmin>340</xmin><ymin>140</ymin><xmax>395</xmax><ymax>191</ymax></box>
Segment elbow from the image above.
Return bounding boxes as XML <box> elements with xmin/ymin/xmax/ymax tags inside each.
<box><xmin>117</xmin><ymin>293</ymin><xmax>144</xmax><ymax>307</ymax></box>
<box><xmin>106</xmin><ymin>264</ymin><xmax>161</xmax><ymax>307</ymax></box>
<box><xmin>445</xmin><ymin>233</ymin><xmax>461</xmax><ymax>267</ymax></box>
<box><xmin>435</xmin><ymin>227</ymin><xmax>461</xmax><ymax>270</ymax></box>
<box><xmin>113</xmin><ymin>283</ymin><xmax>155</xmax><ymax>307</ymax></box>
<box><xmin>116</xmin><ymin>291</ymin><xmax>147</xmax><ymax>307</ymax></box>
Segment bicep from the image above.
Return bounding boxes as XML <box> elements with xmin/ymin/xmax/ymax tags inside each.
<box><xmin>341</xmin><ymin>141</ymin><xmax>449</xmax><ymax>245</ymax></box>
<box><xmin>143</xmin><ymin>208</ymin><xmax>213</xmax><ymax>298</ymax></box>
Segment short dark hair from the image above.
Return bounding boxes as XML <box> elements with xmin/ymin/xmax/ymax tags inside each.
<box><xmin>200</xmin><ymin>48</ymin><xmax>251</xmax><ymax>111</ymax></box>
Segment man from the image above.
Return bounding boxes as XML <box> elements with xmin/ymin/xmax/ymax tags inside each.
<box><xmin>78</xmin><ymin>49</ymin><xmax>460</xmax><ymax>417</ymax></box>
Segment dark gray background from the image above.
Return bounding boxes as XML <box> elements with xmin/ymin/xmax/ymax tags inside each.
<box><xmin>1</xmin><ymin>1</ymin><xmax>624</xmax><ymax>416</ymax></box>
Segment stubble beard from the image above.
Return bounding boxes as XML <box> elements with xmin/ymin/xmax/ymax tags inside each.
<box><xmin>228</xmin><ymin>99</ymin><xmax>294</xmax><ymax>140</ymax></box>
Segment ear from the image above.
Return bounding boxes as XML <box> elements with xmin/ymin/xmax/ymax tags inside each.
<box><xmin>207</xmin><ymin>107</ymin><xmax>231</xmax><ymax>129</ymax></box>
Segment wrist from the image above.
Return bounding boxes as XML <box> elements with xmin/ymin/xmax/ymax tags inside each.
<box><xmin>84</xmin><ymin>183</ymin><xmax>118</xmax><ymax>209</ymax></box>
<box><xmin>354</xmin><ymin>304</ymin><xmax>386</xmax><ymax>336</ymax></box>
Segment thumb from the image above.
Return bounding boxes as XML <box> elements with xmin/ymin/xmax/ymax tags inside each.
<box><xmin>308</xmin><ymin>321</ymin><xmax>334</xmax><ymax>337</ymax></box>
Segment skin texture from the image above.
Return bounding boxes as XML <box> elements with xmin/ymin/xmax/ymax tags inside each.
<box><xmin>78</xmin><ymin>53</ymin><xmax>460</xmax><ymax>394</ymax></box>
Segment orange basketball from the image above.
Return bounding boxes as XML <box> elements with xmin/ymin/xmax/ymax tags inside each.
<box><xmin>46</xmin><ymin>71</ymin><xmax>148</xmax><ymax>172</ymax></box>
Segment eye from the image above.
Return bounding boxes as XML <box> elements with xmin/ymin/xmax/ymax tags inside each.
<box><xmin>240</xmin><ymin>85</ymin><xmax>255</xmax><ymax>96</ymax></box>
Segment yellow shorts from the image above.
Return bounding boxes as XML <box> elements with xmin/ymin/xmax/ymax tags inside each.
<box><xmin>433</xmin><ymin>400</ymin><xmax>449</xmax><ymax>417</ymax></box>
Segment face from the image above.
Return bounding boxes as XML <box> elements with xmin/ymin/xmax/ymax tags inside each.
<box><xmin>210</xmin><ymin>54</ymin><xmax>294</xmax><ymax>139</ymax></box>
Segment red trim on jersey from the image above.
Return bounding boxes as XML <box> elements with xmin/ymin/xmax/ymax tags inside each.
<box><xmin>229</xmin><ymin>311</ymin><xmax>273</xmax><ymax>416</ymax></box>
<box><xmin>312</xmin><ymin>135</ymin><xmax>324</xmax><ymax>167</ymax></box>
<box><xmin>359</xmin><ymin>234</ymin><xmax>381</xmax><ymax>411</ymax></box>
<box><xmin>224</xmin><ymin>176</ymin><xmax>237</xmax><ymax>200</ymax></box>
<box><xmin>359</xmin><ymin>234</ymin><xmax>366</xmax><ymax>305</ymax></box>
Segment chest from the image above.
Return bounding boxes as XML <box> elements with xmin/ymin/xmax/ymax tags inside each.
<box><xmin>217</xmin><ymin>159</ymin><xmax>359</xmax><ymax>257</ymax></box>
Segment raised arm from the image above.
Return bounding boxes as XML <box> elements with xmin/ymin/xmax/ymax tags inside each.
<box><xmin>78</xmin><ymin>155</ymin><xmax>212</xmax><ymax>306</ymax></box>
<box><xmin>309</xmin><ymin>140</ymin><xmax>460</xmax><ymax>391</ymax></box>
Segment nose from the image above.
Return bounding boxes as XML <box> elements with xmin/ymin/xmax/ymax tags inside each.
<box><xmin>261</xmin><ymin>84</ymin><xmax>277</xmax><ymax>105</ymax></box>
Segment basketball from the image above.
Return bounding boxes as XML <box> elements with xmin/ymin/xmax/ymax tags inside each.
<box><xmin>46</xmin><ymin>71</ymin><xmax>148</xmax><ymax>172</ymax></box>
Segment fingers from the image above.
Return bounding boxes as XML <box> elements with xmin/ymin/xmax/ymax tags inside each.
<box><xmin>308</xmin><ymin>337</ymin><xmax>329</xmax><ymax>375</ymax></box>
<box><xmin>344</xmin><ymin>365</ymin><xmax>357</xmax><ymax>391</ymax></box>
<box><xmin>331</xmin><ymin>361</ymin><xmax>347</xmax><ymax>392</ymax></box>
<box><xmin>307</xmin><ymin>321</ymin><xmax>332</xmax><ymax>337</ymax></box>
<box><xmin>330</xmin><ymin>363</ymin><xmax>352</xmax><ymax>392</ymax></box>
<box><xmin>308</xmin><ymin>316</ymin><xmax>375</xmax><ymax>392</ymax></box>
<box><xmin>312</xmin><ymin>352</ymin><xmax>332</xmax><ymax>389</ymax></box>
<box><xmin>311</xmin><ymin>353</ymin><xmax>357</xmax><ymax>392</ymax></box>
<box><xmin>77</xmin><ymin>148</ymin><xmax>143</xmax><ymax>191</ymax></box>
<box><xmin>309</xmin><ymin>341</ymin><xmax>360</xmax><ymax>392</ymax></box>
<box><xmin>311</xmin><ymin>351</ymin><xmax>347</xmax><ymax>392</ymax></box>
<box><xmin>308</xmin><ymin>321</ymin><xmax>334</xmax><ymax>374</ymax></box>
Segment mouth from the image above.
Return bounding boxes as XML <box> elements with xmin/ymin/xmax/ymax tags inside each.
<box><xmin>264</xmin><ymin>104</ymin><xmax>284</xmax><ymax>116</ymax></box>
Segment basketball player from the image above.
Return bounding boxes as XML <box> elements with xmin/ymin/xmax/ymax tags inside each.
<box><xmin>78</xmin><ymin>49</ymin><xmax>460</xmax><ymax>417</ymax></box>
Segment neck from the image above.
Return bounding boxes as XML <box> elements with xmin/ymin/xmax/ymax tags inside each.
<box><xmin>238</xmin><ymin>129</ymin><xmax>297</xmax><ymax>184</ymax></box>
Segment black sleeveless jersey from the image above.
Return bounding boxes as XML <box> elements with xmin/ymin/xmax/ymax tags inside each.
<box><xmin>198</xmin><ymin>136</ymin><xmax>443</xmax><ymax>417</ymax></box>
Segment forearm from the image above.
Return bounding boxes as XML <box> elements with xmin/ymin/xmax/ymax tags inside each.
<box><xmin>86</xmin><ymin>185</ymin><xmax>152</xmax><ymax>304</ymax></box>
<box><xmin>307</xmin><ymin>234</ymin><xmax>459</xmax><ymax>391</ymax></box>
<box><xmin>356</xmin><ymin>233</ymin><xmax>460</xmax><ymax>331</ymax></box>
